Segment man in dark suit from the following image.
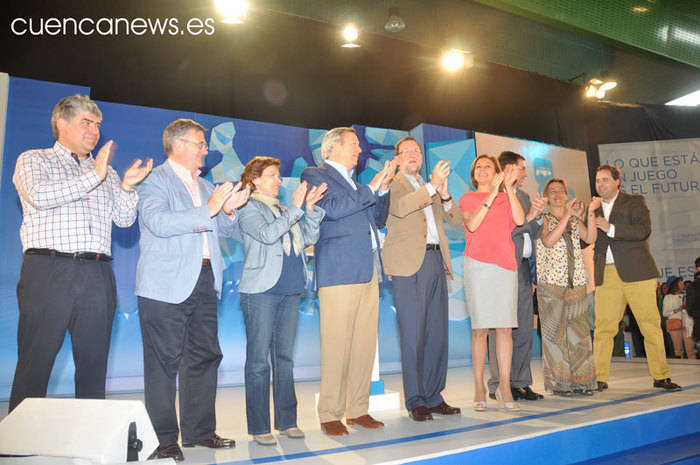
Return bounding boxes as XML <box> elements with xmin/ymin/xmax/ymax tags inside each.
<box><xmin>488</xmin><ymin>151</ymin><xmax>547</xmax><ymax>401</ymax></box>
<box><xmin>592</xmin><ymin>164</ymin><xmax>681</xmax><ymax>391</ymax></box>
<box><xmin>382</xmin><ymin>137</ymin><xmax>462</xmax><ymax>422</ymax></box>
<box><xmin>301</xmin><ymin>127</ymin><xmax>394</xmax><ymax>436</ymax></box>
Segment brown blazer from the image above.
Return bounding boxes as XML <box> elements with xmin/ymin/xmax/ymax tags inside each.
<box><xmin>593</xmin><ymin>191</ymin><xmax>659</xmax><ymax>286</ymax></box>
<box><xmin>382</xmin><ymin>172</ymin><xmax>462</xmax><ymax>278</ymax></box>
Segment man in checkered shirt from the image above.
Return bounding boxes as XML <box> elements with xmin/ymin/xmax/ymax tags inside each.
<box><xmin>9</xmin><ymin>94</ymin><xmax>152</xmax><ymax>412</ymax></box>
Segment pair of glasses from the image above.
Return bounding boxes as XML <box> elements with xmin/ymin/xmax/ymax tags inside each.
<box><xmin>261</xmin><ymin>173</ymin><xmax>282</xmax><ymax>180</ymax></box>
<box><xmin>399</xmin><ymin>148</ymin><xmax>421</xmax><ymax>155</ymax></box>
<box><xmin>179</xmin><ymin>138</ymin><xmax>208</xmax><ymax>150</ymax></box>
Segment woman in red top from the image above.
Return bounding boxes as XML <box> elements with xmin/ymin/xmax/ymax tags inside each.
<box><xmin>459</xmin><ymin>154</ymin><xmax>524</xmax><ymax>411</ymax></box>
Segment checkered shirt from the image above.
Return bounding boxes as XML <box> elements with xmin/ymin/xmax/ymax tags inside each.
<box><xmin>13</xmin><ymin>141</ymin><xmax>138</xmax><ymax>255</ymax></box>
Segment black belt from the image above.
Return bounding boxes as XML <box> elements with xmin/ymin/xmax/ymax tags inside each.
<box><xmin>25</xmin><ymin>248</ymin><xmax>112</xmax><ymax>262</ymax></box>
<box><xmin>426</xmin><ymin>244</ymin><xmax>440</xmax><ymax>251</ymax></box>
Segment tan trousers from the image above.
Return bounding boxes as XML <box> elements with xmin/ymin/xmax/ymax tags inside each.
<box><xmin>317</xmin><ymin>270</ymin><xmax>379</xmax><ymax>422</ymax></box>
<box><xmin>668</xmin><ymin>328</ymin><xmax>697</xmax><ymax>359</ymax></box>
<box><xmin>594</xmin><ymin>265</ymin><xmax>670</xmax><ymax>382</ymax></box>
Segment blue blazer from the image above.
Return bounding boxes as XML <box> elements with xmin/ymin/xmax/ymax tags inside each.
<box><xmin>301</xmin><ymin>163</ymin><xmax>389</xmax><ymax>288</ymax></box>
<box><xmin>135</xmin><ymin>161</ymin><xmax>238</xmax><ymax>304</ymax></box>
<box><xmin>237</xmin><ymin>198</ymin><xmax>325</xmax><ymax>294</ymax></box>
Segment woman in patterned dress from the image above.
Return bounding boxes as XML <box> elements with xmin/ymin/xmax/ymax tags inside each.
<box><xmin>536</xmin><ymin>178</ymin><xmax>600</xmax><ymax>396</ymax></box>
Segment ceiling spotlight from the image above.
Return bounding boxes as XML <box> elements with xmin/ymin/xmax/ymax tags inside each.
<box><xmin>441</xmin><ymin>49</ymin><xmax>472</xmax><ymax>72</ymax></box>
<box><xmin>384</xmin><ymin>7</ymin><xmax>406</xmax><ymax>33</ymax></box>
<box><xmin>585</xmin><ymin>74</ymin><xmax>617</xmax><ymax>100</ymax></box>
<box><xmin>216</xmin><ymin>0</ymin><xmax>249</xmax><ymax>24</ymax></box>
<box><xmin>341</xmin><ymin>24</ymin><xmax>360</xmax><ymax>48</ymax></box>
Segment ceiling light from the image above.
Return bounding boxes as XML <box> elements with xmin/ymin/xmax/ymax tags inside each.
<box><xmin>341</xmin><ymin>24</ymin><xmax>360</xmax><ymax>48</ymax></box>
<box><xmin>441</xmin><ymin>49</ymin><xmax>473</xmax><ymax>72</ymax></box>
<box><xmin>666</xmin><ymin>89</ymin><xmax>700</xmax><ymax>106</ymax></box>
<box><xmin>632</xmin><ymin>6</ymin><xmax>649</xmax><ymax>13</ymax></box>
<box><xmin>384</xmin><ymin>7</ymin><xmax>406</xmax><ymax>33</ymax></box>
<box><xmin>584</xmin><ymin>73</ymin><xmax>617</xmax><ymax>100</ymax></box>
<box><xmin>216</xmin><ymin>0</ymin><xmax>248</xmax><ymax>24</ymax></box>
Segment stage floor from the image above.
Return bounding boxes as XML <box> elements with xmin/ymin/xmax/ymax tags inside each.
<box><xmin>1</xmin><ymin>358</ymin><xmax>698</xmax><ymax>464</ymax></box>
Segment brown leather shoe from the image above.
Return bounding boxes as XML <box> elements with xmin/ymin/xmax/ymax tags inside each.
<box><xmin>148</xmin><ymin>443</ymin><xmax>184</xmax><ymax>462</ymax></box>
<box><xmin>653</xmin><ymin>378</ymin><xmax>682</xmax><ymax>391</ymax></box>
<box><xmin>321</xmin><ymin>420</ymin><xmax>349</xmax><ymax>436</ymax></box>
<box><xmin>597</xmin><ymin>381</ymin><xmax>608</xmax><ymax>392</ymax></box>
<box><xmin>346</xmin><ymin>414</ymin><xmax>384</xmax><ymax>429</ymax></box>
<box><xmin>182</xmin><ymin>433</ymin><xmax>235</xmax><ymax>448</ymax></box>
<box><xmin>410</xmin><ymin>406</ymin><xmax>433</xmax><ymax>421</ymax></box>
<box><xmin>429</xmin><ymin>401</ymin><xmax>461</xmax><ymax>415</ymax></box>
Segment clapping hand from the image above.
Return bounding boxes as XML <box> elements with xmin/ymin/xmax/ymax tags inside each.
<box><xmin>491</xmin><ymin>172</ymin><xmax>505</xmax><ymax>193</ymax></box>
<box><xmin>121</xmin><ymin>157</ymin><xmax>153</xmax><ymax>191</ymax></box>
<box><xmin>94</xmin><ymin>140</ymin><xmax>117</xmax><ymax>181</ymax></box>
<box><xmin>292</xmin><ymin>181</ymin><xmax>309</xmax><ymax>208</ymax></box>
<box><xmin>305</xmin><ymin>182</ymin><xmax>327</xmax><ymax>210</ymax></box>
<box><xmin>595</xmin><ymin>216</ymin><xmax>611</xmax><ymax>233</ymax></box>
<box><xmin>588</xmin><ymin>196</ymin><xmax>602</xmax><ymax>213</ymax></box>
<box><xmin>503</xmin><ymin>164</ymin><xmax>518</xmax><ymax>190</ymax></box>
<box><xmin>436</xmin><ymin>177</ymin><xmax>451</xmax><ymax>200</ymax></box>
<box><xmin>208</xmin><ymin>182</ymin><xmax>234</xmax><ymax>217</ymax></box>
<box><xmin>526</xmin><ymin>192</ymin><xmax>548</xmax><ymax>221</ymax></box>
<box><xmin>380</xmin><ymin>160</ymin><xmax>397</xmax><ymax>190</ymax></box>
<box><xmin>570</xmin><ymin>198</ymin><xmax>585</xmax><ymax>219</ymax></box>
<box><xmin>430</xmin><ymin>160</ymin><xmax>451</xmax><ymax>188</ymax></box>
<box><xmin>223</xmin><ymin>181</ymin><xmax>251</xmax><ymax>215</ymax></box>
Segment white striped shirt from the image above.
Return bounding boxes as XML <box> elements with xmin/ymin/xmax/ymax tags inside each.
<box><xmin>13</xmin><ymin>141</ymin><xmax>138</xmax><ymax>255</ymax></box>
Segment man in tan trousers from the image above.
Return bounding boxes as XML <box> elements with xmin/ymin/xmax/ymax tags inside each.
<box><xmin>301</xmin><ymin>127</ymin><xmax>394</xmax><ymax>435</ymax></box>
<box><xmin>592</xmin><ymin>164</ymin><xmax>681</xmax><ymax>392</ymax></box>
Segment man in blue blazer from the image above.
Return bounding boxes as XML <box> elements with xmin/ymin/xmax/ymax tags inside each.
<box><xmin>301</xmin><ymin>127</ymin><xmax>394</xmax><ymax>436</ymax></box>
<box><xmin>136</xmin><ymin>119</ymin><xmax>249</xmax><ymax>462</ymax></box>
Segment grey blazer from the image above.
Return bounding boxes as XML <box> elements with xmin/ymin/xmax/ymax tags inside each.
<box><xmin>237</xmin><ymin>198</ymin><xmax>325</xmax><ymax>294</ymax></box>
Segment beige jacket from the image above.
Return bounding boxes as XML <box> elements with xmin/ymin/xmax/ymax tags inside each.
<box><xmin>382</xmin><ymin>171</ymin><xmax>461</xmax><ymax>278</ymax></box>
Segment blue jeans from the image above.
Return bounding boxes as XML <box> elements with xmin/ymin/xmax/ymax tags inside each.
<box><xmin>240</xmin><ymin>293</ymin><xmax>301</xmax><ymax>434</ymax></box>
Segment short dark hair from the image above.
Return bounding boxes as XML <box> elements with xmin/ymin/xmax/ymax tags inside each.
<box><xmin>597</xmin><ymin>164</ymin><xmax>621</xmax><ymax>181</ymax></box>
<box><xmin>240</xmin><ymin>156</ymin><xmax>281</xmax><ymax>192</ymax></box>
<box><xmin>695</xmin><ymin>256</ymin><xmax>700</xmax><ymax>269</ymax></box>
<box><xmin>163</xmin><ymin>119</ymin><xmax>206</xmax><ymax>156</ymax></box>
<box><xmin>498</xmin><ymin>151</ymin><xmax>524</xmax><ymax>168</ymax></box>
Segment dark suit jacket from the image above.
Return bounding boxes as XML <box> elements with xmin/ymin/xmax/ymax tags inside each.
<box><xmin>301</xmin><ymin>163</ymin><xmax>389</xmax><ymax>288</ymax></box>
<box><xmin>593</xmin><ymin>191</ymin><xmax>659</xmax><ymax>286</ymax></box>
<box><xmin>512</xmin><ymin>189</ymin><xmax>543</xmax><ymax>263</ymax></box>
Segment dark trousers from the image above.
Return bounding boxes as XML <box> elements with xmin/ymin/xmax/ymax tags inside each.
<box><xmin>488</xmin><ymin>258</ymin><xmax>534</xmax><ymax>393</ymax></box>
<box><xmin>10</xmin><ymin>254</ymin><xmax>116</xmax><ymax>412</ymax></box>
<box><xmin>138</xmin><ymin>266</ymin><xmax>222</xmax><ymax>446</ymax></box>
<box><xmin>391</xmin><ymin>250</ymin><xmax>449</xmax><ymax>410</ymax></box>
<box><xmin>240</xmin><ymin>293</ymin><xmax>300</xmax><ymax>435</ymax></box>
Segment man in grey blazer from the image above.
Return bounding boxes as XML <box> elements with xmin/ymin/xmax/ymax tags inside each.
<box><xmin>136</xmin><ymin>119</ymin><xmax>249</xmax><ymax>462</ymax></box>
<box><xmin>488</xmin><ymin>151</ymin><xmax>547</xmax><ymax>401</ymax></box>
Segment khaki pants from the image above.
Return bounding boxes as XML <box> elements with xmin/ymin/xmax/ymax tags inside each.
<box><xmin>317</xmin><ymin>270</ymin><xmax>379</xmax><ymax>422</ymax></box>
<box><xmin>594</xmin><ymin>265</ymin><xmax>670</xmax><ymax>382</ymax></box>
